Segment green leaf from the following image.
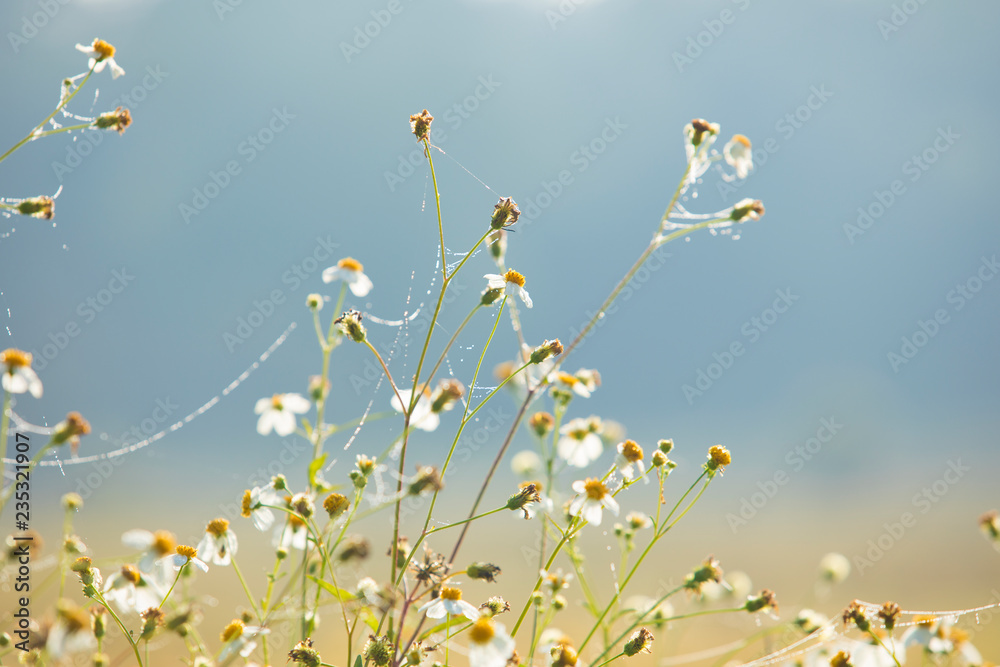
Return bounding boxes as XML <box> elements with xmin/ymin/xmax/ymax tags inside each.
<box><xmin>307</xmin><ymin>574</ymin><xmax>354</xmax><ymax>602</ymax></box>
<box><xmin>308</xmin><ymin>453</ymin><xmax>328</xmax><ymax>489</ymax></box>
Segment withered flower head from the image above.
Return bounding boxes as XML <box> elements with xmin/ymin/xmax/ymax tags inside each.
<box><xmin>410</xmin><ymin>109</ymin><xmax>433</xmax><ymax>142</ymax></box>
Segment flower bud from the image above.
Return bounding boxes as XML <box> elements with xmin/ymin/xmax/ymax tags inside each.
<box><xmin>530</xmin><ymin>339</ymin><xmax>563</xmax><ymax>364</ymax></box>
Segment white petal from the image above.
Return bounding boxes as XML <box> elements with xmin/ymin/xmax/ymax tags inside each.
<box><xmin>602</xmin><ymin>495</ymin><xmax>620</xmax><ymax>516</ymax></box>
<box><xmin>121</xmin><ymin>529</ymin><xmax>154</xmax><ymax>550</ymax></box>
<box><xmin>109</xmin><ymin>59</ymin><xmax>125</xmax><ymax>79</ymax></box>
<box><xmin>272</xmin><ymin>412</ymin><xmax>297</xmax><ymax>437</ymax></box>
<box><xmin>252</xmin><ymin>508</ymin><xmax>275</xmax><ymax>531</ymax></box>
<box><xmin>256</xmin><ymin>411</ymin><xmax>278</xmax><ymax>435</ymax></box>
<box><xmin>282</xmin><ymin>393</ymin><xmax>311</xmax><ymax>414</ymax></box>
<box><xmin>518</xmin><ymin>286</ymin><xmax>532</xmax><ymax>309</ymax></box>
<box><xmin>582</xmin><ymin>500</ymin><xmax>603</xmax><ymax>525</ymax></box>
<box><xmin>322</xmin><ymin>266</ymin><xmax>342</xmax><ymax>283</ymax></box>
<box><xmin>569</xmin><ymin>494</ymin><xmax>586</xmax><ymax>517</ymax></box>
<box><xmin>390</xmin><ymin>389</ymin><xmax>413</xmax><ymax>413</ymax></box>
<box><xmin>571</xmin><ymin>479</ymin><xmax>586</xmax><ymax>493</ymax></box>
<box><xmin>348</xmin><ymin>272</ymin><xmax>373</xmax><ymax>297</ymax></box>
<box><xmin>254</xmin><ymin>397</ymin><xmax>272</xmax><ymax>414</ymax></box>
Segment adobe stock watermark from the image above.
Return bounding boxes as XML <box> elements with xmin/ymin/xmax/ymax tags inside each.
<box><xmin>222</xmin><ymin>235</ymin><xmax>339</xmax><ymax>352</ymax></box>
<box><xmin>853</xmin><ymin>458</ymin><xmax>970</xmax><ymax>575</ymax></box>
<box><xmin>347</xmin><ymin>282</ymin><xmax>468</xmax><ymax>395</ymax></box>
<box><xmin>726</xmin><ymin>416</ymin><xmax>843</xmax><ymax>533</ymax></box>
<box><xmin>179</xmin><ymin>107</ymin><xmax>295</xmax><ymax>224</ymax></box>
<box><xmin>217</xmin><ymin>437</ymin><xmax>311</xmax><ymax>521</ymax></box>
<box><xmin>718</xmin><ymin>84</ymin><xmax>834</xmax><ymax>203</ymax></box>
<box><xmin>7</xmin><ymin>0</ymin><xmax>71</xmax><ymax>53</ymax></box>
<box><xmin>51</xmin><ymin>65</ymin><xmax>170</xmax><ymax>182</ymax></box>
<box><xmin>384</xmin><ymin>75</ymin><xmax>502</xmax><ymax>192</ymax></box>
<box><xmin>28</xmin><ymin>267</ymin><xmax>135</xmax><ymax>372</ymax></box>
<box><xmin>340</xmin><ymin>0</ymin><xmax>412</xmax><ymax>63</ymax></box>
<box><xmin>70</xmin><ymin>397</ymin><xmax>179</xmax><ymax>500</ymax></box>
<box><xmin>672</xmin><ymin>0</ymin><xmax>751</xmax><ymax>73</ymax></box>
<box><xmin>682</xmin><ymin>288</ymin><xmax>798</xmax><ymax>405</ymax></box>
<box><xmin>545</xmin><ymin>0</ymin><xmax>588</xmax><ymax>31</ymax></box>
<box><xmin>842</xmin><ymin>126</ymin><xmax>959</xmax><ymax>244</ymax></box>
<box><xmin>877</xmin><ymin>0</ymin><xmax>930</xmax><ymax>40</ymax></box>
<box><xmin>887</xmin><ymin>254</ymin><xmax>998</xmax><ymax>372</ymax></box>
<box><xmin>395</xmin><ymin>404</ymin><xmax>512</xmax><ymax>525</ymax></box>
<box><xmin>517</xmin><ymin>117</ymin><xmax>627</xmax><ymax>229</ymax></box>
<box><xmin>212</xmin><ymin>0</ymin><xmax>245</xmax><ymax>21</ymax></box>
<box><xmin>564</xmin><ymin>244</ymin><xmax>670</xmax><ymax>352</ymax></box>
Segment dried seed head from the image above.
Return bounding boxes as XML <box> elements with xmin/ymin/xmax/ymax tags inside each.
<box><xmin>93</xmin><ymin>106</ymin><xmax>132</xmax><ymax>134</ymax></box>
<box><xmin>410</xmin><ymin>109</ymin><xmax>433</xmax><ymax>141</ymax></box>
<box><xmin>623</xmin><ymin>628</ymin><xmax>654</xmax><ymax>657</ymax></box>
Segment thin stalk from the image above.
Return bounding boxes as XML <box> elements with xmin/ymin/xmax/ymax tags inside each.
<box><xmin>0</xmin><ymin>66</ymin><xmax>97</xmax><ymax>165</ymax></box>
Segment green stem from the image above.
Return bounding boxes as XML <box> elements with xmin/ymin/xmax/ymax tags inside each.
<box><xmin>0</xmin><ymin>392</ymin><xmax>10</xmax><ymax>484</ymax></box>
<box><xmin>593</xmin><ymin>652</ymin><xmax>625</xmax><ymax>667</ymax></box>
<box><xmin>576</xmin><ymin>473</ymin><xmax>710</xmax><ymax>653</ymax></box>
<box><xmin>0</xmin><ymin>66</ymin><xmax>96</xmax><ymax>165</ymax></box>
<box><xmin>230</xmin><ymin>555</ymin><xmax>261</xmax><ymax>619</ymax></box>
<box><xmin>363</xmin><ymin>339</ymin><xmax>404</xmax><ymax>413</ymax></box>
<box><xmin>425</xmin><ymin>137</ymin><xmax>446</xmax><ymax>281</ymax></box>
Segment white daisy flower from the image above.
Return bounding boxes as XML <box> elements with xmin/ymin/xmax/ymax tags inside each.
<box><xmin>903</xmin><ymin>616</ymin><xmax>981</xmax><ymax>665</ymax></box>
<box><xmin>511</xmin><ymin>450</ymin><xmax>542</xmax><ymax>477</ymax></box>
<box><xmin>161</xmin><ymin>545</ymin><xmax>209</xmax><ymax>572</ymax></box>
<box><xmin>418</xmin><ymin>585</ymin><xmax>480</xmax><ymax>621</ymax></box>
<box><xmin>46</xmin><ymin>604</ymin><xmax>96</xmax><ymax>659</ymax></box>
<box><xmin>121</xmin><ymin>529</ymin><xmax>176</xmax><ymax>585</ymax></box>
<box><xmin>103</xmin><ymin>564</ymin><xmax>164</xmax><ymax>614</ymax></box>
<box><xmin>683</xmin><ymin>119</ymin><xmax>720</xmax><ymax>161</ymax></box>
<box><xmin>196</xmin><ymin>518</ymin><xmax>238</xmax><ymax>567</ymax></box>
<box><xmin>569</xmin><ymin>478</ymin><xmax>619</xmax><ymax>526</ymax></box>
<box><xmin>615</xmin><ymin>440</ymin><xmax>646</xmax><ymax>482</ymax></box>
<box><xmin>242</xmin><ymin>484</ymin><xmax>282</xmax><ymax>531</ymax></box>
<box><xmin>541</xmin><ymin>568</ymin><xmax>573</xmax><ymax>595</ymax></box>
<box><xmin>467</xmin><ymin>616</ymin><xmax>516</xmax><ymax>667</ymax></box>
<box><xmin>557</xmin><ymin>418</ymin><xmax>604</xmax><ymax>468</ymax></box>
<box><xmin>484</xmin><ymin>269</ymin><xmax>532</xmax><ymax>308</ymax></box>
<box><xmin>255</xmin><ymin>392</ymin><xmax>310</xmax><ymax>436</ymax></box>
<box><xmin>274</xmin><ymin>514</ymin><xmax>310</xmax><ymax>551</ymax></box>
<box><xmin>391</xmin><ymin>388</ymin><xmax>440</xmax><ymax>432</ymax></box>
<box><xmin>219</xmin><ymin>619</ymin><xmax>269</xmax><ymax>662</ymax></box>
<box><xmin>75</xmin><ymin>38</ymin><xmax>125</xmax><ymax>78</ymax></box>
<box><xmin>323</xmin><ymin>257</ymin><xmax>373</xmax><ymax>297</ymax></box>
<box><xmin>1</xmin><ymin>348</ymin><xmax>43</xmax><ymax>398</ymax></box>
<box><xmin>723</xmin><ymin>134</ymin><xmax>753</xmax><ymax>179</ymax></box>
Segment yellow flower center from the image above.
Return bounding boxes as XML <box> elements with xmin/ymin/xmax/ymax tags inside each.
<box><xmin>556</xmin><ymin>371</ymin><xmax>577</xmax><ymax>386</ymax></box>
<box><xmin>207</xmin><ymin>518</ymin><xmax>230</xmax><ymax>537</ymax></box>
<box><xmin>289</xmin><ymin>514</ymin><xmax>306</xmax><ymax>529</ymax></box>
<box><xmin>153</xmin><ymin>530</ymin><xmax>176</xmax><ymax>555</ymax></box>
<box><xmin>503</xmin><ymin>269</ymin><xmax>525</xmax><ymax>287</ymax></box>
<box><xmin>92</xmin><ymin>39</ymin><xmax>116</xmax><ymax>60</ymax></box>
<box><xmin>241</xmin><ymin>490</ymin><xmax>253</xmax><ymax>517</ymax></box>
<box><xmin>709</xmin><ymin>445</ymin><xmax>731</xmax><ymax>467</ymax></box>
<box><xmin>271</xmin><ymin>394</ymin><xmax>284</xmax><ymax>410</ymax></box>
<box><xmin>468</xmin><ymin>617</ymin><xmax>496</xmax><ymax>645</ymax></box>
<box><xmin>440</xmin><ymin>586</ymin><xmax>462</xmax><ymax>601</ymax></box>
<box><xmin>0</xmin><ymin>348</ymin><xmax>31</xmax><ymax>369</ymax></box>
<box><xmin>620</xmin><ymin>440</ymin><xmax>643</xmax><ymax>463</ymax></box>
<box><xmin>221</xmin><ymin>620</ymin><xmax>245</xmax><ymax>642</ymax></box>
<box><xmin>338</xmin><ymin>257</ymin><xmax>364</xmax><ymax>272</ymax></box>
<box><xmin>731</xmin><ymin>134</ymin><xmax>751</xmax><ymax>150</ymax></box>
<box><xmin>121</xmin><ymin>564</ymin><xmax>141</xmax><ymax>584</ymax></box>
<box><xmin>569</xmin><ymin>428</ymin><xmax>589</xmax><ymax>441</ymax></box>
<box><xmin>176</xmin><ymin>544</ymin><xmax>198</xmax><ymax>559</ymax></box>
<box><xmin>583</xmin><ymin>478</ymin><xmax>607</xmax><ymax>500</ymax></box>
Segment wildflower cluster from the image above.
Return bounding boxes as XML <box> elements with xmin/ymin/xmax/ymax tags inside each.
<box><xmin>5</xmin><ymin>80</ymin><xmax>992</xmax><ymax>667</ymax></box>
<box><xmin>1</xmin><ymin>39</ymin><xmax>133</xmax><ymax>223</ymax></box>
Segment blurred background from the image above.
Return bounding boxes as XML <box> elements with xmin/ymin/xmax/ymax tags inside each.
<box><xmin>2</xmin><ymin>0</ymin><xmax>998</xmax><ymax>662</ymax></box>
